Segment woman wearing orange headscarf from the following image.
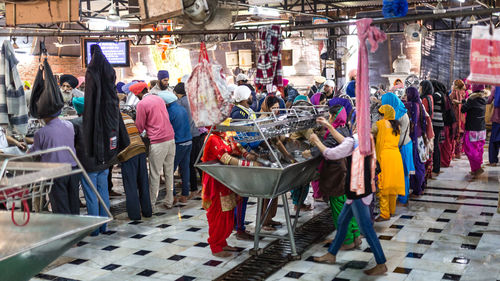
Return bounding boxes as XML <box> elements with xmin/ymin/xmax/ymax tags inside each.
<box><xmin>372</xmin><ymin>105</ymin><xmax>405</xmax><ymax>221</ymax></box>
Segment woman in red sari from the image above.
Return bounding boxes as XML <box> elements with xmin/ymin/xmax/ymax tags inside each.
<box><xmin>450</xmin><ymin>80</ymin><xmax>467</xmax><ymax>159</ymax></box>
<box><xmin>202</xmin><ymin>130</ymin><xmax>259</xmax><ymax>257</ymax></box>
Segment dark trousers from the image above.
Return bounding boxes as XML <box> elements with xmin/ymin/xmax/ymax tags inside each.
<box><xmin>190</xmin><ymin>134</ymin><xmax>206</xmax><ymax>191</ymax></box>
<box><xmin>489</xmin><ymin>122</ymin><xmax>500</xmax><ymax>164</ymax></box>
<box><xmin>121</xmin><ymin>153</ymin><xmax>152</xmax><ymax>220</ymax></box>
<box><xmin>432</xmin><ymin>126</ymin><xmax>443</xmax><ymax>173</ymax></box>
<box><xmin>50</xmin><ymin>173</ymin><xmax>81</xmax><ymax>215</ymax></box>
<box><xmin>173</xmin><ymin>143</ymin><xmax>192</xmax><ymax>197</ymax></box>
<box><xmin>234</xmin><ymin>197</ymin><xmax>248</xmax><ymax>232</ymax></box>
<box><xmin>108</xmin><ymin>165</ymin><xmax>114</xmax><ymax>191</ymax></box>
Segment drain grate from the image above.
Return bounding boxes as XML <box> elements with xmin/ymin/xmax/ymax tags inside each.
<box><xmin>215</xmin><ymin>209</ymin><xmax>335</xmax><ymax>281</ymax></box>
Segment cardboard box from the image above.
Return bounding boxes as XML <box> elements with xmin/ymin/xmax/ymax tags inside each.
<box><xmin>140</xmin><ymin>0</ymin><xmax>183</xmax><ymax>23</ymax></box>
<box><xmin>6</xmin><ymin>0</ymin><xmax>79</xmax><ymax>26</ymax></box>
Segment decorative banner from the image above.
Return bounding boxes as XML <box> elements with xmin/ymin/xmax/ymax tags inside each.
<box><xmin>467</xmin><ymin>25</ymin><xmax>500</xmax><ymax>86</ymax></box>
<box><xmin>312</xmin><ymin>17</ymin><xmax>329</xmax><ymax>41</ymax></box>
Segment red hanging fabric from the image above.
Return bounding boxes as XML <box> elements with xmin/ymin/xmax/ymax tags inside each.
<box><xmin>355</xmin><ymin>18</ymin><xmax>387</xmax><ymax>155</ymax></box>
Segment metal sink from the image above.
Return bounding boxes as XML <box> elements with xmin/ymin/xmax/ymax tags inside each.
<box><xmin>0</xmin><ymin>211</ymin><xmax>111</xmax><ymax>281</ymax></box>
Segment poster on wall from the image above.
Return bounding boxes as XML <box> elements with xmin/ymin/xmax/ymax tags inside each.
<box><xmin>313</xmin><ymin>17</ymin><xmax>329</xmax><ymax>40</ymax></box>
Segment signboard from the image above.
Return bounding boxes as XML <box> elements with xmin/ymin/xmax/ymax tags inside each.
<box><xmin>312</xmin><ymin>17</ymin><xmax>329</xmax><ymax>41</ymax></box>
<box><xmin>82</xmin><ymin>39</ymin><xmax>130</xmax><ymax>67</ymax></box>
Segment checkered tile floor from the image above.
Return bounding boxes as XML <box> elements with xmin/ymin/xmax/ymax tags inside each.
<box><xmin>30</xmin><ymin>154</ymin><xmax>500</xmax><ymax>281</ymax></box>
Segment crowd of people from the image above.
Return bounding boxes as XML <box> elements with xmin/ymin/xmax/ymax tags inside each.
<box><xmin>13</xmin><ymin>63</ymin><xmax>498</xmax><ymax>276</ymax></box>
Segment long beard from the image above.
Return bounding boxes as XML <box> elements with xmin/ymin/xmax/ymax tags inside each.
<box><xmin>159</xmin><ymin>83</ymin><xmax>168</xmax><ymax>90</ymax></box>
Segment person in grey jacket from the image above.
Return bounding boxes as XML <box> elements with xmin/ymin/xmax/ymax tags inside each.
<box><xmin>173</xmin><ymin>82</ymin><xmax>205</xmax><ymax>194</ymax></box>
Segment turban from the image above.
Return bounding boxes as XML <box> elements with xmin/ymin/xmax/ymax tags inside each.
<box><xmin>72</xmin><ymin>97</ymin><xmax>85</xmax><ymax>115</ymax></box>
<box><xmin>158</xmin><ymin>70</ymin><xmax>169</xmax><ymax>80</ymax></box>
<box><xmin>158</xmin><ymin>90</ymin><xmax>178</xmax><ymax>104</ymax></box>
<box><xmin>60</xmin><ymin>74</ymin><xmax>78</xmax><ymax>88</ymax></box>
<box><xmin>122</xmin><ymin>82</ymin><xmax>137</xmax><ymax>94</ymax></box>
<box><xmin>116</xmin><ymin>82</ymin><xmax>125</xmax><ymax>93</ymax></box>
<box><xmin>129</xmin><ymin>82</ymin><xmax>148</xmax><ymax>96</ymax></box>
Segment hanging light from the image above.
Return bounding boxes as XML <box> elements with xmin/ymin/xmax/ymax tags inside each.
<box><xmin>11</xmin><ymin>38</ymin><xmax>19</xmax><ymax>49</ymax></box>
<box><xmin>468</xmin><ymin>7</ymin><xmax>479</xmax><ymax>24</ymax></box>
<box><xmin>433</xmin><ymin>0</ymin><xmax>446</xmax><ymax>14</ymax></box>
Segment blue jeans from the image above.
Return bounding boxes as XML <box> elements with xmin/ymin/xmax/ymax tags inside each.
<box><xmin>81</xmin><ymin>169</ymin><xmax>110</xmax><ymax>236</ymax></box>
<box><xmin>121</xmin><ymin>153</ymin><xmax>152</xmax><ymax>220</ymax></box>
<box><xmin>328</xmin><ymin>197</ymin><xmax>386</xmax><ymax>265</ymax></box>
<box><xmin>173</xmin><ymin>143</ymin><xmax>192</xmax><ymax>197</ymax></box>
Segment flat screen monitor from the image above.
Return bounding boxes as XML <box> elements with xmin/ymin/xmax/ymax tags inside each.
<box><xmin>82</xmin><ymin>38</ymin><xmax>130</xmax><ymax>67</ymax></box>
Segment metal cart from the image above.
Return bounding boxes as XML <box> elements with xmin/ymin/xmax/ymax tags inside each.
<box><xmin>0</xmin><ymin>147</ymin><xmax>112</xmax><ymax>281</ymax></box>
<box><xmin>195</xmin><ymin>106</ymin><xmax>328</xmax><ymax>258</ymax></box>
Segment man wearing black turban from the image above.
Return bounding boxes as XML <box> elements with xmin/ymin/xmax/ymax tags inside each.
<box><xmin>60</xmin><ymin>74</ymin><xmax>83</xmax><ymax>105</ymax></box>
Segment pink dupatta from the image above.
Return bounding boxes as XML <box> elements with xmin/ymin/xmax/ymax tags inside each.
<box><xmin>355</xmin><ymin>18</ymin><xmax>387</xmax><ymax>155</ymax></box>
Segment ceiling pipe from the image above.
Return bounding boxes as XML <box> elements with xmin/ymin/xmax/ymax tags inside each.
<box><xmin>0</xmin><ymin>7</ymin><xmax>499</xmax><ymax>37</ymax></box>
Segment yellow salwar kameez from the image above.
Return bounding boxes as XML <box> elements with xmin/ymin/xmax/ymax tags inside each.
<box><xmin>375</xmin><ymin>105</ymin><xmax>405</xmax><ymax>219</ymax></box>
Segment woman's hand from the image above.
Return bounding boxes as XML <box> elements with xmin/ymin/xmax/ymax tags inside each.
<box><xmin>16</xmin><ymin>141</ymin><xmax>27</xmax><ymax>150</ymax></box>
<box><xmin>246</xmin><ymin>153</ymin><xmax>257</xmax><ymax>161</ymax></box>
<box><xmin>316</xmin><ymin>117</ymin><xmax>330</xmax><ymax>128</ymax></box>
<box><xmin>309</xmin><ymin>133</ymin><xmax>321</xmax><ymax>146</ymax></box>
<box><xmin>302</xmin><ymin>150</ymin><xmax>312</xmax><ymax>158</ymax></box>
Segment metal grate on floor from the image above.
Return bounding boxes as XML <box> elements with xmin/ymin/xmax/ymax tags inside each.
<box><xmin>215</xmin><ymin>209</ymin><xmax>335</xmax><ymax>281</ymax></box>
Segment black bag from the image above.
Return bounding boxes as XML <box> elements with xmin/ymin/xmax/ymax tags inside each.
<box><xmin>29</xmin><ymin>59</ymin><xmax>64</xmax><ymax>118</ymax></box>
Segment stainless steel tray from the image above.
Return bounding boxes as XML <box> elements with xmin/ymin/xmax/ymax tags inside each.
<box><xmin>196</xmin><ymin>156</ymin><xmax>321</xmax><ymax>198</ymax></box>
<box><xmin>0</xmin><ymin>211</ymin><xmax>111</xmax><ymax>281</ymax></box>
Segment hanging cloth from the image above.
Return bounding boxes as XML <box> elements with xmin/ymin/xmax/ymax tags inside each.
<box><xmin>0</xmin><ymin>40</ymin><xmax>28</xmax><ymax>135</ymax></box>
<box><xmin>355</xmin><ymin>18</ymin><xmax>387</xmax><ymax>155</ymax></box>
<box><xmin>255</xmin><ymin>25</ymin><xmax>283</xmax><ymax>90</ymax></box>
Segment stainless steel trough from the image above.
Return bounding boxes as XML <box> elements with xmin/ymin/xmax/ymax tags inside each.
<box><xmin>0</xmin><ymin>211</ymin><xmax>111</xmax><ymax>281</ymax></box>
<box><xmin>196</xmin><ymin>156</ymin><xmax>321</xmax><ymax>198</ymax></box>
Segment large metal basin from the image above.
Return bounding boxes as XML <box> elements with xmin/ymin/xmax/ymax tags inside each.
<box><xmin>0</xmin><ymin>211</ymin><xmax>111</xmax><ymax>281</ymax></box>
<box><xmin>196</xmin><ymin>156</ymin><xmax>321</xmax><ymax>198</ymax></box>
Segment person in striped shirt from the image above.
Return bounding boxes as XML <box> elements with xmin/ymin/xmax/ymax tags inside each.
<box><xmin>117</xmin><ymin>113</ymin><xmax>153</xmax><ymax>221</ymax></box>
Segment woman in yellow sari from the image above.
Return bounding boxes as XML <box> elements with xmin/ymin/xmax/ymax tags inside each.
<box><xmin>373</xmin><ymin>105</ymin><xmax>405</xmax><ymax>221</ymax></box>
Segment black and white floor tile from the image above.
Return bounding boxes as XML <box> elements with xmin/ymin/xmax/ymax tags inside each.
<box><xmin>31</xmin><ymin>154</ymin><xmax>500</xmax><ymax>281</ymax></box>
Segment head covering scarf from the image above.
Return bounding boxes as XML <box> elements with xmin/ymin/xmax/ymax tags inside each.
<box><xmin>471</xmin><ymin>84</ymin><xmax>485</xmax><ymax>93</ymax></box>
<box><xmin>116</xmin><ymin>82</ymin><xmax>125</xmax><ymax>93</ymax></box>
<box><xmin>381</xmin><ymin>92</ymin><xmax>407</xmax><ymax>120</ymax></box>
<box><xmin>72</xmin><ymin>97</ymin><xmax>85</xmax><ymax>115</ymax></box>
<box><xmin>311</xmin><ymin>93</ymin><xmax>325</xmax><ymax>105</ymax></box>
<box><xmin>60</xmin><ymin>74</ymin><xmax>79</xmax><ymax>88</ymax></box>
<box><xmin>158</xmin><ymin>90</ymin><xmax>178</xmax><ymax>104</ymax></box>
<box><xmin>77</xmin><ymin>76</ymin><xmax>85</xmax><ymax>88</ymax></box>
<box><xmin>406</xmin><ymin>86</ymin><xmax>426</xmax><ymax>137</ymax></box>
<box><xmin>24</xmin><ymin>81</ymin><xmax>31</xmax><ymax>89</ymax></box>
<box><xmin>293</xmin><ymin>95</ymin><xmax>308</xmax><ymax>104</ymax></box>
<box><xmin>332</xmin><ymin>107</ymin><xmax>347</xmax><ymax>128</ymax></box>
<box><xmin>420</xmin><ymin>80</ymin><xmax>434</xmax><ymax>97</ymax></box>
<box><xmin>379</xmin><ymin>104</ymin><xmax>396</xmax><ymax>120</ymax></box>
<box><xmin>329</xmin><ymin>97</ymin><xmax>353</xmax><ymax>116</ymax></box>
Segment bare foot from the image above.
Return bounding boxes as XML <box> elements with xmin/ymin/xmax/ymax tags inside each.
<box><xmin>487</xmin><ymin>163</ymin><xmax>498</xmax><ymax>167</ymax></box>
<box><xmin>223</xmin><ymin>245</ymin><xmax>238</xmax><ymax>252</ymax></box>
<box><xmin>340</xmin><ymin>242</ymin><xmax>355</xmax><ymax>251</ymax></box>
<box><xmin>375</xmin><ymin>216</ymin><xmax>390</xmax><ymax>222</ymax></box>
<box><xmin>213</xmin><ymin>251</ymin><xmax>232</xmax><ymax>258</ymax></box>
<box><xmin>322</xmin><ymin>238</ymin><xmax>333</xmax><ymax>244</ymax></box>
<box><xmin>354</xmin><ymin>236</ymin><xmax>362</xmax><ymax>247</ymax></box>
<box><xmin>313</xmin><ymin>252</ymin><xmax>336</xmax><ymax>264</ymax></box>
<box><xmin>364</xmin><ymin>264</ymin><xmax>388</xmax><ymax>275</ymax></box>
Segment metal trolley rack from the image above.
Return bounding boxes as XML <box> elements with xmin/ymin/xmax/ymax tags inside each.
<box><xmin>195</xmin><ymin>106</ymin><xmax>328</xmax><ymax>258</ymax></box>
<box><xmin>0</xmin><ymin>147</ymin><xmax>112</xmax><ymax>281</ymax></box>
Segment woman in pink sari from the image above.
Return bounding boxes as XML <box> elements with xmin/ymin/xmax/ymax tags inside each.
<box><xmin>450</xmin><ymin>80</ymin><xmax>467</xmax><ymax>159</ymax></box>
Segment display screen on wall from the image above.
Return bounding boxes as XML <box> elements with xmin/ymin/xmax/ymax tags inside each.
<box><xmin>82</xmin><ymin>38</ymin><xmax>130</xmax><ymax>67</ymax></box>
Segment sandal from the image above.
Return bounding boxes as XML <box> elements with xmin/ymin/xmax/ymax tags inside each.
<box><xmin>262</xmin><ymin>225</ymin><xmax>277</xmax><ymax>231</ymax></box>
